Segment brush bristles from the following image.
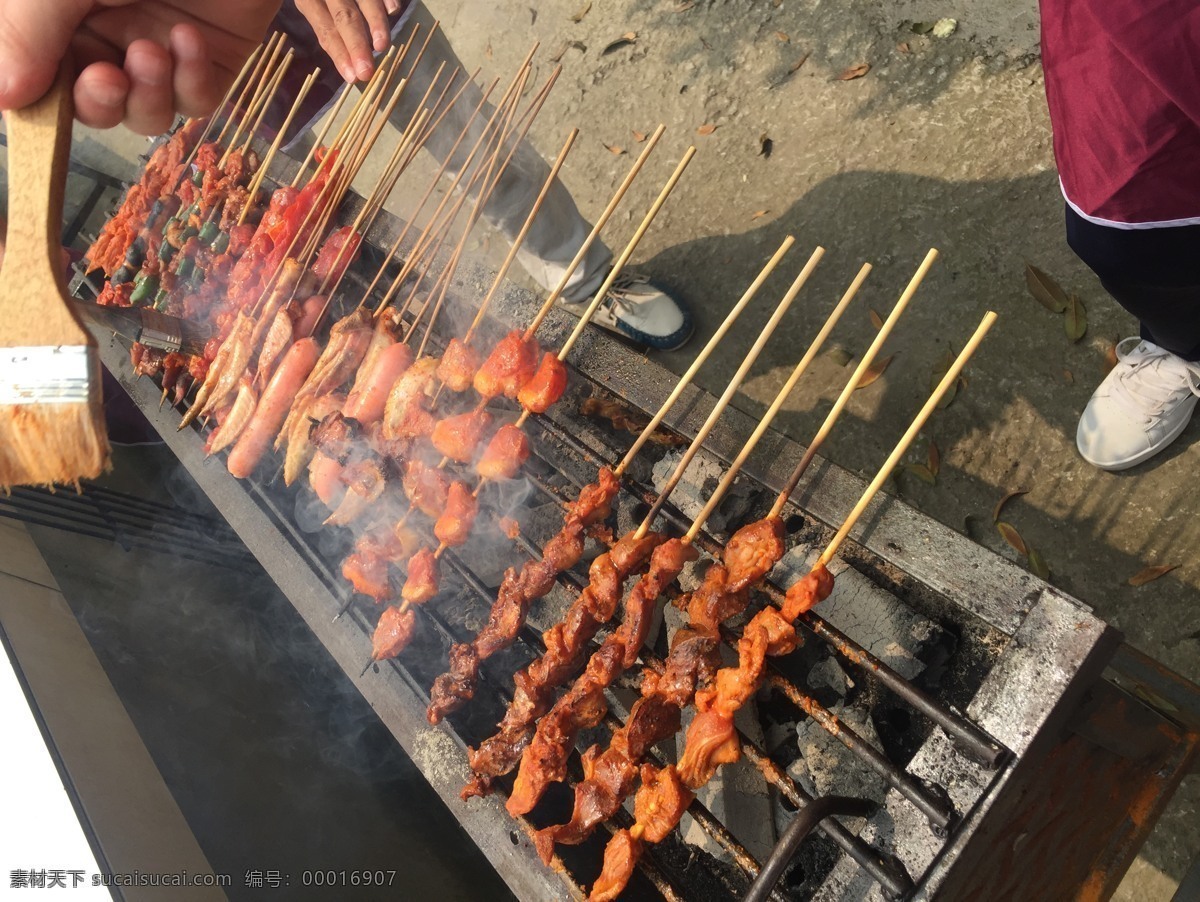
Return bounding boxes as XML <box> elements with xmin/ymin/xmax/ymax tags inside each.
<box><xmin>0</xmin><ymin>401</ymin><xmax>111</xmax><ymax>489</ymax></box>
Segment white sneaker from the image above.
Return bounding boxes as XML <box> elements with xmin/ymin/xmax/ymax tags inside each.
<box><xmin>559</xmin><ymin>270</ymin><xmax>694</xmax><ymax>351</ymax></box>
<box><xmin>1076</xmin><ymin>338</ymin><xmax>1200</xmax><ymax>470</ymax></box>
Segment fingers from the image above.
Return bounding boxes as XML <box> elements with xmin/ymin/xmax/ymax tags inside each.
<box><xmin>169</xmin><ymin>24</ymin><xmax>220</xmax><ymax>117</ymax></box>
<box><xmin>122</xmin><ymin>39</ymin><xmax>175</xmax><ymax>135</ymax></box>
<box><xmin>0</xmin><ymin>0</ymin><xmax>93</xmax><ymax>110</ymax></box>
<box><xmin>357</xmin><ymin>0</ymin><xmax>394</xmax><ymax>55</ymax></box>
<box><xmin>73</xmin><ymin>62</ymin><xmax>131</xmax><ymax>129</ymax></box>
<box><xmin>298</xmin><ymin>0</ymin><xmax>378</xmax><ymax>84</ymax></box>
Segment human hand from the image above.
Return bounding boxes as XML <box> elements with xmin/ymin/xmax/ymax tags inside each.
<box><xmin>0</xmin><ymin>1</ymin><xmax>281</xmax><ymax>134</ymax></box>
<box><xmin>294</xmin><ymin>0</ymin><xmax>401</xmax><ymax>85</ymax></box>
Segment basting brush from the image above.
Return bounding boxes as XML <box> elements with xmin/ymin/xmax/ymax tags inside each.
<box><xmin>0</xmin><ymin>62</ymin><xmax>110</xmax><ymax>489</ymax></box>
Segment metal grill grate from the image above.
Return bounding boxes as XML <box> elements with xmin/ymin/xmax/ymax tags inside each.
<box><xmin>60</xmin><ymin>134</ymin><xmax>1197</xmax><ymax>902</ymax></box>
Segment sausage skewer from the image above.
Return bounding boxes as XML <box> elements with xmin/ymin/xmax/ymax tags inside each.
<box><xmin>589</xmin><ymin>308</ymin><xmax>997</xmax><ymax>900</ymax></box>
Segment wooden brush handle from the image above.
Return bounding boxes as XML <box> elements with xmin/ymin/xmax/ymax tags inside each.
<box><xmin>0</xmin><ymin>60</ymin><xmax>90</xmax><ymax>347</ymax></box>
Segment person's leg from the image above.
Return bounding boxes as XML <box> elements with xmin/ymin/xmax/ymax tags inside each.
<box><xmin>385</xmin><ymin>3</ymin><xmax>611</xmax><ymax>302</ymax></box>
<box><xmin>1065</xmin><ymin>208</ymin><xmax>1200</xmax><ymax>360</ymax></box>
<box><xmin>1065</xmin><ymin>206</ymin><xmax>1200</xmax><ymax>469</ymax></box>
<box><xmin>267</xmin><ymin>2</ymin><xmax>691</xmax><ymax>349</ymax></box>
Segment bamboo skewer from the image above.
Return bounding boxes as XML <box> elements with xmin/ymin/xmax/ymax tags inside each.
<box><xmin>615</xmin><ymin>234</ymin><xmax>792</xmax><ymax>474</ymax></box>
<box><xmin>359</xmin><ymin>76</ymin><xmax>496</xmax><ymax>315</ymax></box>
<box><xmin>397</xmin><ymin>60</ymin><xmax>536</xmax><ymax>335</ymax></box>
<box><xmin>819</xmin><ymin>310</ymin><xmax>997</xmax><ymax>566</ymax></box>
<box><xmin>222</xmin><ymin>38</ymin><xmax>289</xmax><ymax>163</ymax></box>
<box><xmin>312</xmin><ymin>105</ymin><xmax>431</xmax><ymax>316</ymax></box>
<box><xmin>635</xmin><ymin>246</ymin><xmax>824</xmax><ymax>538</ymax></box>
<box><xmin>413</xmin><ymin>66</ymin><xmax>563</xmax><ymax>354</ymax></box>
<box><xmin>369</xmin><ymin>76</ymin><xmax>518</xmax><ymax>321</ymax></box>
<box><xmin>236</xmin><ymin>51</ymin><xmax>295</xmax><ymax>157</ymax></box>
<box><xmin>370</xmin><ymin>44</ymin><xmax>537</xmax><ymax>318</ymax></box>
<box><xmin>405</xmin><ymin>65</ymin><xmax>538</xmax><ymax>338</ymax></box>
<box><xmin>557</xmin><ymin>148</ymin><xmax>697</xmax><ymax>363</ymax></box>
<box><xmin>420</xmin><ymin>126</ymin><xmax>578</xmax><ymax>359</ymax></box>
<box><xmin>520</xmin><ymin>124</ymin><xmax>667</xmax><ymax>341</ymax></box>
<box><xmin>684</xmin><ymin>262</ymin><xmax>870</xmax><ymax>542</ymax></box>
<box><xmin>215</xmin><ymin>33</ymin><xmax>279</xmax><ymax>146</ymax></box>
<box><xmin>404</xmin><ymin>66</ymin><xmax>465</xmax><ymax>166</ymax></box>
<box><xmin>238</xmin><ymin>70</ymin><xmax>320</xmax><ymax>227</ymax></box>
<box><xmin>352</xmin><ymin>68</ymin><xmax>481</xmax><ymax>311</ymax></box>
<box><xmin>291</xmin><ymin>83</ymin><xmax>353</xmax><ymax>188</ymax></box>
<box><xmin>770</xmin><ymin>248</ymin><xmax>938</xmax><ymax>516</ymax></box>
<box><xmin>177</xmin><ymin>43</ymin><xmax>266</xmax><ymax>180</ymax></box>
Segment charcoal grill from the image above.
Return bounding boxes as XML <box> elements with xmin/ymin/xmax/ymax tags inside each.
<box><xmin>60</xmin><ymin>142</ymin><xmax>1200</xmax><ymax>902</ymax></box>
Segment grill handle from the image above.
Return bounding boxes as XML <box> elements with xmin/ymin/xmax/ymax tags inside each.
<box><xmin>744</xmin><ymin>796</ymin><xmax>876</xmax><ymax>902</ymax></box>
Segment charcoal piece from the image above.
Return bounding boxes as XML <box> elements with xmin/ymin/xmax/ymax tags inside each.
<box><xmin>787</xmin><ymin>701</ymin><xmax>888</xmax><ymax>807</ymax></box>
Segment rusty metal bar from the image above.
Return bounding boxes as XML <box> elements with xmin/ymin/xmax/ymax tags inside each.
<box><xmin>745</xmin><ymin>796</ymin><xmax>875</xmax><ymax>902</ymax></box>
<box><xmin>760</xmin><ymin>671</ymin><xmax>954</xmax><ymax>830</ymax></box>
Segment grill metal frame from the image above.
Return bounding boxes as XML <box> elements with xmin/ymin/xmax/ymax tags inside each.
<box><xmin>63</xmin><ymin>145</ymin><xmax>1200</xmax><ymax>900</ymax></box>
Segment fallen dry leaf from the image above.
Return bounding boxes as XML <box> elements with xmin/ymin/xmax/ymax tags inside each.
<box><xmin>996</xmin><ymin>521</ymin><xmax>1028</xmax><ymax>556</ymax></box>
<box><xmin>897</xmin><ymin>41</ymin><xmax>911</xmax><ymax>53</ymax></box>
<box><xmin>928</xmin><ymin>440</ymin><xmax>940</xmax><ymax>477</ymax></box>
<box><xmin>1025</xmin><ymin>262</ymin><xmax>1069</xmax><ymax>313</ymax></box>
<box><xmin>856</xmin><ymin>353</ymin><xmax>894</xmax><ymax>389</ymax></box>
<box><xmin>1127</xmin><ymin>564</ymin><xmax>1179</xmax><ymax>587</ymax></box>
<box><xmin>570</xmin><ymin>1</ymin><xmax>591</xmax><ymax>23</ymax></box>
<box><xmin>603</xmin><ymin>143</ymin><xmax>626</xmax><ymax>156</ymax></box>
<box><xmin>992</xmin><ymin>489</ymin><xmax>1028</xmax><ymax>523</ymax></box>
<box><xmin>869</xmin><ymin>308</ymin><xmax>883</xmax><ymax>330</ymax></box>
<box><xmin>602</xmin><ymin>32</ymin><xmax>637</xmax><ymax>55</ymax></box>
<box><xmin>1028</xmin><ymin>546</ymin><xmax>1051</xmax><ymax>580</ymax></box>
<box><xmin>1064</xmin><ymin>294</ymin><xmax>1087</xmax><ymax>342</ymax></box>
<box><xmin>1062</xmin><ymin>368</ymin><xmax>1074</xmax><ymax>384</ymax></box>
<box><xmin>769</xmin><ymin>53</ymin><xmax>810</xmax><ymax>89</ymax></box>
<box><xmin>550</xmin><ymin>39</ymin><xmax>587</xmax><ymax>62</ymax></box>
<box><xmin>758</xmin><ymin>132</ymin><xmax>773</xmax><ymax>159</ymax></box>
<box><xmin>697</xmin><ymin>123</ymin><xmax>718</xmax><ymax>135</ymax></box>
<box><xmin>632</xmin><ymin>129</ymin><xmax>647</xmax><ymax>143</ymax></box>
<box><xmin>751</xmin><ymin>209</ymin><xmax>769</xmax><ymax>220</ymax></box>
<box><xmin>837</xmin><ymin>63</ymin><xmax>871</xmax><ymax>80</ymax></box>
<box><xmin>905</xmin><ymin>463</ymin><xmax>936</xmax><ymax>485</ymax></box>
<box><xmin>672</xmin><ymin>0</ymin><xmax>695</xmax><ymax>10</ymax></box>
<box><xmin>775</xmin><ymin>31</ymin><xmax>790</xmax><ymax>43</ymax></box>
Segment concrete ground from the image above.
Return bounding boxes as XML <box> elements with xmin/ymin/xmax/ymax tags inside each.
<box><xmin>2</xmin><ymin>0</ymin><xmax>1195</xmax><ymax>897</ymax></box>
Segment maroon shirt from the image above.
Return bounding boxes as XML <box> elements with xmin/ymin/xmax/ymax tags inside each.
<box><xmin>1040</xmin><ymin>0</ymin><xmax>1200</xmax><ymax>227</ymax></box>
